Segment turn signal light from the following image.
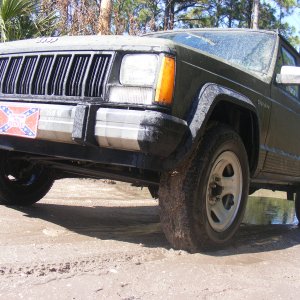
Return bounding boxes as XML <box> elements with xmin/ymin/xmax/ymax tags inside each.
<box><xmin>155</xmin><ymin>56</ymin><xmax>175</xmax><ymax>106</ymax></box>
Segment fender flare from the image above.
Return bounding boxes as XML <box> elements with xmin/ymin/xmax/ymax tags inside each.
<box><xmin>164</xmin><ymin>83</ymin><xmax>260</xmax><ymax>171</ymax></box>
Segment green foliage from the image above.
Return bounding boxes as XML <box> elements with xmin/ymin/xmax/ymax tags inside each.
<box><xmin>173</xmin><ymin>0</ymin><xmax>299</xmax><ymax>47</ymax></box>
<box><xmin>0</xmin><ymin>0</ymin><xmax>56</xmax><ymax>42</ymax></box>
<box><xmin>0</xmin><ymin>0</ymin><xmax>298</xmax><ymax>48</ymax></box>
<box><xmin>112</xmin><ymin>0</ymin><xmax>162</xmax><ymax>34</ymax></box>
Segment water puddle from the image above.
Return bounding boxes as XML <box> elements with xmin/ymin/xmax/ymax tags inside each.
<box><xmin>243</xmin><ymin>196</ymin><xmax>298</xmax><ymax>225</ymax></box>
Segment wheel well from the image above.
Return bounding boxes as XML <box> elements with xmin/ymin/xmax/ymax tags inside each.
<box><xmin>208</xmin><ymin>101</ymin><xmax>259</xmax><ymax>176</ymax></box>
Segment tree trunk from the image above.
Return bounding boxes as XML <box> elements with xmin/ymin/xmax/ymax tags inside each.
<box><xmin>252</xmin><ymin>0</ymin><xmax>259</xmax><ymax>29</ymax></box>
<box><xmin>169</xmin><ymin>1</ymin><xmax>175</xmax><ymax>30</ymax></box>
<box><xmin>215</xmin><ymin>0</ymin><xmax>222</xmax><ymax>27</ymax></box>
<box><xmin>227</xmin><ymin>0</ymin><xmax>234</xmax><ymax>28</ymax></box>
<box><xmin>164</xmin><ymin>0</ymin><xmax>175</xmax><ymax>30</ymax></box>
<box><xmin>98</xmin><ymin>0</ymin><xmax>112</xmax><ymax>35</ymax></box>
<box><xmin>279</xmin><ymin>5</ymin><xmax>283</xmax><ymax>31</ymax></box>
<box><xmin>164</xmin><ymin>0</ymin><xmax>170</xmax><ymax>30</ymax></box>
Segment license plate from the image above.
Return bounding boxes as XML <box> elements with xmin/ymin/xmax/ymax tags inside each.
<box><xmin>0</xmin><ymin>103</ymin><xmax>40</xmax><ymax>139</ymax></box>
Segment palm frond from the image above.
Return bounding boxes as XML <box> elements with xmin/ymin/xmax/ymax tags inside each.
<box><xmin>0</xmin><ymin>0</ymin><xmax>57</xmax><ymax>42</ymax></box>
<box><xmin>0</xmin><ymin>0</ymin><xmax>34</xmax><ymax>22</ymax></box>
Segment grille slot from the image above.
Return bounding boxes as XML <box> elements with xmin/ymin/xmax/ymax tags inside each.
<box><xmin>0</xmin><ymin>52</ymin><xmax>112</xmax><ymax>100</ymax></box>
<box><xmin>3</xmin><ymin>57</ymin><xmax>23</xmax><ymax>94</ymax></box>
<box><xmin>32</xmin><ymin>56</ymin><xmax>54</xmax><ymax>95</ymax></box>
<box><xmin>17</xmin><ymin>56</ymin><xmax>38</xmax><ymax>94</ymax></box>
<box><xmin>48</xmin><ymin>55</ymin><xmax>72</xmax><ymax>96</ymax></box>
<box><xmin>85</xmin><ymin>55</ymin><xmax>111</xmax><ymax>97</ymax></box>
<box><xmin>0</xmin><ymin>58</ymin><xmax>9</xmax><ymax>86</ymax></box>
<box><xmin>66</xmin><ymin>55</ymin><xmax>90</xmax><ymax>96</ymax></box>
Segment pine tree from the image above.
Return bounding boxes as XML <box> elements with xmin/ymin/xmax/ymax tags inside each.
<box><xmin>252</xmin><ymin>0</ymin><xmax>260</xmax><ymax>29</ymax></box>
<box><xmin>99</xmin><ymin>0</ymin><xmax>113</xmax><ymax>34</ymax></box>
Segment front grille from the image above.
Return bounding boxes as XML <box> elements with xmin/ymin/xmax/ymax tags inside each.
<box><xmin>0</xmin><ymin>52</ymin><xmax>112</xmax><ymax>101</ymax></box>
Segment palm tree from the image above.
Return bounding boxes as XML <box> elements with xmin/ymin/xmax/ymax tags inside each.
<box><xmin>0</xmin><ymin>0</ymin><xmax>56</xmax><ymax>42</ymax></box>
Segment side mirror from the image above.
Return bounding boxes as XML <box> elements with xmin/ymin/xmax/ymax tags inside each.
<box><xmin>276</xmin><ymin>66</ymin><xmax>300</xmax><ymax>85</ymax></box>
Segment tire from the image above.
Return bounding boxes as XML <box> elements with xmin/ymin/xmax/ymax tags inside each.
<box><xmin>295</xmin><ymin>192</ymin><xmax>300</xmax><ymax>223</ymax></box>
<box><xmin>159</xmin><ymin>125</ymin><xmax>249</xmax><ymax>252</ymax></box>
<box><xmin>0</xmin><ymin>151</ymin><xmax>54</xmax><ymax>206</ymax></box>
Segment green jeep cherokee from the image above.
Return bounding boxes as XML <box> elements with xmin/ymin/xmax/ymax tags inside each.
<box><xmin>0</xmin><ymin>29</ymin><xmax>299</xmax><ymax>251</ymax></box>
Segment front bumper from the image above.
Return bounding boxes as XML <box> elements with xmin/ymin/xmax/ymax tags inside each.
<box><xmin>0</xmin><ymin>102</ymin><xmax>187</xmax><ymax>158</ymax></box>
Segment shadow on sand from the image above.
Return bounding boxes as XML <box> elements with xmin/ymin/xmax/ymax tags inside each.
<box><xmin>11</xmin><ymin>196</ymin><xmax>300</xmax><ymax>256</ymax></box>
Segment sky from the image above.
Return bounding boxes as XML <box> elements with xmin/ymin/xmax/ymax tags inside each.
<box><xmin>285</xmin><ymin>7</ymin><xmax>300</xmax><ymax>50</ymax></box>
<box><xmin>263</xmin><ymin>0</ymin><xmax>299</xmax><ymax>45</ymax></box>
<box><xmin>262</xmin><ymin>1</ymin><xmax>299</xmax><ymax>49</ymax></box>
<box><xmin>286</xmin><ymin>7</ymin><xmax>300</xmax><ymax>34</ymax></box>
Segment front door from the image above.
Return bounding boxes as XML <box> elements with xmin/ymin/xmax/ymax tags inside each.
<box><xmin>264</xmin><ymin>41</ymin><xmax>300</xmax><ymax>179</ymax></box>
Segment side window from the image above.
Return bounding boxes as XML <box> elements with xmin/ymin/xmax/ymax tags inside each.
<box><xmin>276</xmin><ymin>46</ymin><xmax>299</xmax><ymax>98</ymax></box>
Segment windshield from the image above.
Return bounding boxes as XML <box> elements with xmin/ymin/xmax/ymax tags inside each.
<box><xmin>154</xmin><ymin>31</ymin><xmax>276</xmax><ymax>75</ymax></box>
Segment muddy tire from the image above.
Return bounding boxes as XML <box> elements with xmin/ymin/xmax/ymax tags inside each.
<box><xmin>295</xmin><ymin>192</ymin><xmax>300</xmax><ymax>223</ymax></box>
<box><xmin>0</xmin><ymin>151</ymin><xmax>54</xmax><ymax>206</ymax></box>
<box><xmin>159</xmin><ymin>125</ymin><xmax>249</xmax><ymax>252</ymax></box>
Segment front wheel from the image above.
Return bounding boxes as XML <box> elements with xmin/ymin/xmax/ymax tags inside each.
<box><xmin>159</xmin><ymin>125</ymin><xmax>249</xmax><ymax>251</ymax></box>
<box><xmin>0</xmin><ymin>151</ymin><xmax>54</xmax><ymax>206</ymax></box>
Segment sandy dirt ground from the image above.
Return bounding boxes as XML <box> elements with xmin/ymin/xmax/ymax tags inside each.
<box><xmin>0</xmin><ymin>179</ymin><xmax>300</xmax><ymax>299</ymax></box>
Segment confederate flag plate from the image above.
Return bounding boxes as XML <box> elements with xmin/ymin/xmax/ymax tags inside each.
<box><xmin>0</xmin><ymin>103</ymin><xmax>40</xmax><ymax>139</ymax></box>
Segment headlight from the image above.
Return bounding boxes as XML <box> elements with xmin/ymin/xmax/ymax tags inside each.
<box><xmin>120</xmin><ymin>54</ymin><xmax>158</xmax><ymax>86</ymax></box>
<box><xmin>109</xmin><ymin>54</ymin><xmax>175</xmax><ymax>106</ymax></box>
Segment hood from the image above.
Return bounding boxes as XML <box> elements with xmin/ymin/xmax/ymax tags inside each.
<box><xmin>0</xmin><ymin>35</ymin><xmax>176</xmax><ymax>55</ymax></box>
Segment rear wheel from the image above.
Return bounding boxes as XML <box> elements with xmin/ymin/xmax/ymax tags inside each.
<box><xmin>159</xmin><ymin>125</ymin><xmax>249</xmax><ymax>251</ymax></box>
<box><xmin>0</xmin><ymin>151</ymin><xmax>54</xmax><ymax>206</ymax></box>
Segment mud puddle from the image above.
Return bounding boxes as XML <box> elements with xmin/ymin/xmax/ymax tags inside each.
<box><xmin>243</xmin><ymin>196</ymin><xmax>297</xmax><ymax>225</ymax></box>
